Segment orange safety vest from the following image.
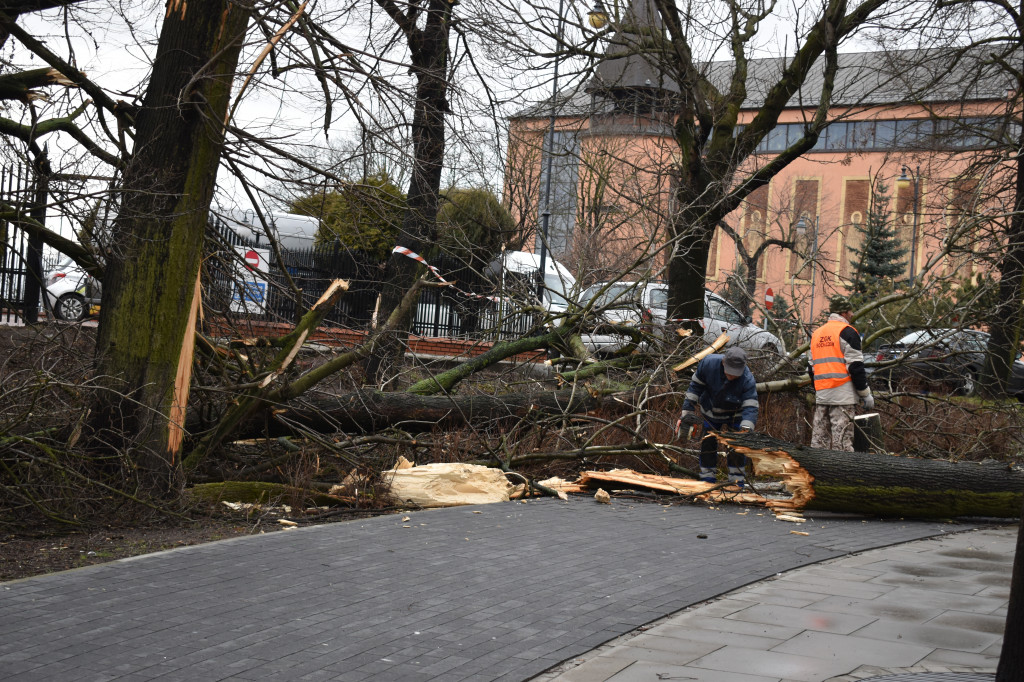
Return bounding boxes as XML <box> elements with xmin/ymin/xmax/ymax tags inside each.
<box><xmin>810</xmin><ymin>319</ymin><xmax>854</xmax><ymax>391</ymax></box>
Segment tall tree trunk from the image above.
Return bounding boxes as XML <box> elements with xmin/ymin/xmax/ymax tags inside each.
<box><xmin>91</xmin><ymin>0</ymin><xmax>251</xmax><ymax>494</ymax></box>
<box><xmin>365</xmin><ymin>0</ymin><xmax>452</xmax><ymax>383</ymax></box>
<box><xmin>667</xmin><ymin>170</ymin><xmax>721</xmax><ymax>335</ymax></box>
<box><xmin>985</xmin><ymin>94</ymin><xmax>1024</xmax><ymax>395</ymax></box>
<box><xmin>997</xmin><ymin>499</ymin><xmax>1024</xmax><ymax>681</ymax></box>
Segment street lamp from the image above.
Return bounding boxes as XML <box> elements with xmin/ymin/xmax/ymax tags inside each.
<box><xmin>899</xmin><ymin>165</ymin><xmax>920</xmax><ymax>286</ymax></box>
<box><xmin>795</xmin><ymin>214</ymin><xmax>819</xmax><ymax>324</ymax></box>
<box><xmin>537</xmin><ymin>0</ymin><xmax>609</xmax><ymax>302</ymax></box>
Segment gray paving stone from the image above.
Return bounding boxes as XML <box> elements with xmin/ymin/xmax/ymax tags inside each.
<box><xmin>807</xmin><ymin>595</ymin><xmax>944</xmax><ymax>622</ymax></box>
<box><xmin>608</xmin><ymin>660</ymin><xmax>780</xmax><ymax>681</ymax></box>
<box><xmin>0</xmin><ymin>501</ymin><xmax>959</xmax><ymax>681</ymax></box>
<box><xmin>917</xmin><ymin>647</ymin><xmax>1002</xmax><ymax>669</ymax></box>
<box><xmin>600</xmin><ymin>639</ymin><xmax>720</xmax><ymax>665</ymax></box>
<box><xmin>927</xmin><ymin>610</ymin><xmax>1008</xmax><ymax>635</ymax></box>
<box><xmin>843</xmin><ymin>616</ymin><xmax>1001</xmax><ymax>653</ymax></box>
<box><xmin>688</xmin><ymin>644</ymin><xmax>860</xmax><ymax>681</ymax></box>
<box><xmin>724</xmin><ymin>603</ymin><xmax>877</xmax><ymax>634</ymax></box>
<box><xmin>771</xmin><ymin>630</ymin><xmax>932</xmax><ymax>666</ymax></box>
<box><xmin>643</xmin><ymin>623</ymin><xmax>786</xmax><ymax>651</ymax></box>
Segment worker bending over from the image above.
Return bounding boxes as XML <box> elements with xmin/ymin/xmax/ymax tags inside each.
<box><xmin>678</xmin><ymin>347</ymin><xmax>759</xmax><ymax>487</ymax></box>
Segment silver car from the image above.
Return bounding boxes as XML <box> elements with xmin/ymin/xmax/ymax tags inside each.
<box><xmin>578</xmin><ymin>281</ymin><xmax>785</xmax><ymax>355</ymax></box>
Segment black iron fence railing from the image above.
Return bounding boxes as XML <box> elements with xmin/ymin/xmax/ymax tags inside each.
<box><xmin>204</xmin><ymin>218</ymin><xmax>536</xmax><ymax>341</ymax></box>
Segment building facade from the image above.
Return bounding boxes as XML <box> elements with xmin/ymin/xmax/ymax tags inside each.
<box><xmin>506</xmin><ymin>5</ymin><xmax>1013</xmax><ymax>326</ymax></box>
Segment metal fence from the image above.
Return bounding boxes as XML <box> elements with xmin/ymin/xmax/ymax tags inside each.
<box><xmin>204</xmin><ymin>218</ymin><xmax>536</xmax><ymax>340</ymax></box>
<box><xmin>0</xmin><ymin>191</ymin><xmax>541</xmax><ymax>341</ymax></box>
<box><xmin>0</xmin><ymin>164</ymin><xmax>45</xmax><ymax>325</ymax></box>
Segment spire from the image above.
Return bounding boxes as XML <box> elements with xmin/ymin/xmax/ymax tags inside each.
<box><xmin>588</xmin><ymin>0</ymin><xmax>678</xmax><ymax>94</ymax></box>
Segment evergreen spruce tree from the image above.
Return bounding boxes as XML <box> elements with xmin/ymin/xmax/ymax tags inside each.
<box><xmin>848</xmin><ymin>180</ymin><xmax>908</xmax><ymax>295</ymax></box>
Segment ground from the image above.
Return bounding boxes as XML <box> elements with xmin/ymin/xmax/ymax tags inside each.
<box><xmin>0</xmin><ymin>507</ymin><xmax>392</xmax><ymax>583</ymax></box>
<box><xmin>0</xmin><ymin>512</ymin><xmax>287</xmax><ymax>582</ymax></box>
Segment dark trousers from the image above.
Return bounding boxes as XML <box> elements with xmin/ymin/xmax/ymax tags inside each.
<box><xmin>699</xmin><ymin>423</ymin><xmax>747</xmax><ymax>472</ymax></box>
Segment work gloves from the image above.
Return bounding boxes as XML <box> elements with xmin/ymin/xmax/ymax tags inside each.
<box><xmin>679</xmin><ymin>411</ymin><xmax>700</xmax><ymax>427</ymax></box>
<box><xmin>861</xmin><ymin>393</ymin><xmax>875</xmax><ymax>410</ymax></box>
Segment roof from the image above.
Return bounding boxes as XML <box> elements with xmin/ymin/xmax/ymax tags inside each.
<box><xmin>587</xmin><ymin>0</ymin><xmax>680</xmax><ymax>95</ymax></box>
<box><xmin>512</xmin><ymin>45</ymin><xmax>1016</xmax><ymax>120</ymax></box>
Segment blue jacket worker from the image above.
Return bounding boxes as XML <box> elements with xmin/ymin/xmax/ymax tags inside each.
<box><xmin>678</xmin><ymin>346</ymin><xmax>759</xmax><ymax>486</ymax></box>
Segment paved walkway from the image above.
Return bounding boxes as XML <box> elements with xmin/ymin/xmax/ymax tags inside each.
<box><xmin>539</xmin><ymin>525</ymin><xmax>1013</xmax><ymax>682</ymax></box>
<box><xmin>0</xmin><ymin>499</ymin><xmax>1013</xmax><ymax>682</ymax></box>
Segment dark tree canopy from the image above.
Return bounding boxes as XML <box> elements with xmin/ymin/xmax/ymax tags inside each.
<box><xmin>294</xmin><ymin>174</ymin><xmax>407</xmax><ymax>260</ymax></box>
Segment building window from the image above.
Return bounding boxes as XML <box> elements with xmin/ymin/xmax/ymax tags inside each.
<box><xmin>537</xmin><ymin>130</ymin><xmax>580</xmax><ymax>256</ymax></box>
<box><xmin>747</xmin><ymin>117</ymin><xmax>1001</xmax><ymax>154</ymax></box>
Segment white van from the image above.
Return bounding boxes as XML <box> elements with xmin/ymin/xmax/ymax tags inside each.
<box><xmin>483</xmin><ymin>250</ymin><xmax>576</xmax><ymax>315</ymax></box>
<box><xmin>220</xmin><ymin>211</ymin><xmax>321</xmax><ymax>251</ymax></box>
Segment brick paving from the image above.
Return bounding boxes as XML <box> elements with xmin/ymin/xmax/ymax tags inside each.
<box><xmin>0</xmin><ymin>499</ymin><xmax>963</xmax><ymax>681</ymax></box>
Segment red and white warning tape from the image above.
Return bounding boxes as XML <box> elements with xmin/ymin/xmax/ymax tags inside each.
<box><xmin>392</xmin><ymin>246</ymin><xmax>501</xmax><ymax>303</ymax></box>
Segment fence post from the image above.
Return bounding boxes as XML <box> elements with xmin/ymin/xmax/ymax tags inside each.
<box><xmin>22</xmin><ymin>156</ymin><xmax>49</xmax><ymax>324</ymax></box>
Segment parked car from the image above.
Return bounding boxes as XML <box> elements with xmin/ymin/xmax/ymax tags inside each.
<box><xmin>869</xmin><ymin>328</ymin><xmax>1024</xmax><ymax>398</ymax></box>
<box><xmin>44</xmin><ymin>258</ymin><xmax>101</xmax><ymax>321</ymax></box>
<box><xmin>577</xmin><ymin>281</ymin><xmax>786</xmax><ymax>356</ymax></box>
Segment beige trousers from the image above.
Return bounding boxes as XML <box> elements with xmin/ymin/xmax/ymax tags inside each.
<box><xmin>811</xmin><ymin>404</ymin><xmax>855</xmax><ymax>452</ymax></box>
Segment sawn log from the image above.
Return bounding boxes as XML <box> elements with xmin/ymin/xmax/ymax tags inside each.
<box><xmin>718</xmin><ymin>431</ymin><xmax>1024</xmax><ymax>518</ymax></box>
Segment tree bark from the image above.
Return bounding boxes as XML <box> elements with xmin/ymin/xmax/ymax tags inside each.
<box><xmin>719</xmin><ymin>431</ymin><xmax>1024</xmax><ymax>518</ymax></box>
<box><xmin>196</xmin><ymin>387</ymin><xmax>609</xmax><ymax>441</ymax></box>
<box><xmin>985</xmin><ymin>81</ymin><xmax>1024</xmax><ymax>396</ymax></box>
<box><xmin>187</xmin><ymin>481</ymin><xmax>346</xmax><ymax>507</ymax></box>
<box><xmin>364</xmin><ymin>0</ymin><xmax>453</xmax><ymax>383</ymax></box>
<box><xmin>997</xmin><ymin>499</ymin><xmax>1024</xmax><ymax>681</ymax></box>
<box><xmin>91</xmin><ymin>0</ymin><xmax>251</xmax><ymax>493</ymax></box>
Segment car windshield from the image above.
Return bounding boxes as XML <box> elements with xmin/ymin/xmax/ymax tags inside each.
<box><xmin>648</xmin><ymin>287</ymin><xmax>668</xmax><ymax>309</ymax></box>
<box><xmin>580</xmin><ymin>283</ymin><xmax>638</xmax><ymax>309</ymax></box>
<box><xmin>897</xmin><ymin>329</ymin><xmax>987</xmax><ymax>349</ymax></box>
<box><xmin>544</xmin><ymin>273</ymin><xmax>571</xmax><ymax>307</ymax></box>
<box><xmin>706</xmin><ymin>295</ymin><xmax>745</xmax><ymax>325</ymax></box>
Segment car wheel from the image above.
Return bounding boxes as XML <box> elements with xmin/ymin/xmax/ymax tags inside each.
<box><xmin>55</xmin><ymin>293</ymin><xmax>87</xmax><ymax>321</ymax></box>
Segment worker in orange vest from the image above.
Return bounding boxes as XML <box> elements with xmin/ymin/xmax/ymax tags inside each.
<box><xmin>808</xmin><ymin>295</ymin><xmax>874</xmax><ymax>451</ymax></box>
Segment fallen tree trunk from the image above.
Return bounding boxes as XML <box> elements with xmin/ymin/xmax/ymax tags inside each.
<box><xmin>193</xmin><ymin>386</ymin><xmax>613</xmax><ymax>440</ymax></box>
<box><xmin>187</xmin><ymin>481</ymin><xmax>349</xmax><ymax>506</ymax></box>
<box><xmin>719</xmin><ymin>431</ymin><xmax>1024</xmax><ymax>518</ymax></box>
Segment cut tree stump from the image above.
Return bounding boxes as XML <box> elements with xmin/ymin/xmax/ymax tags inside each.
<box><xmin>718</xmin><ymin>431</ymin><xmax>1024</xmax><ymax>518</ymax></box>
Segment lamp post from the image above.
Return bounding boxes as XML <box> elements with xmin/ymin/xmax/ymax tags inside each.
<box><xmin>537</xmin><ymin>0</ymin><xmax>609</xmax><ymax>302</ymax></box>
<box><xmin>795</xmin><ymin>214</ymin><xmax>819</xmax><ymax>324</ymax></box>
<box><xmin>900</xmin><ymin>165</ymin><xmax>920</xmax><ymax>286</ymax></box>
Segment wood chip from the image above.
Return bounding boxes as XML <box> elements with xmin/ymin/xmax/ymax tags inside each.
<box><xmin>790</xmin><ymin>530</ymin><xmax>809</xmax><ymax>536</ymax></box>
